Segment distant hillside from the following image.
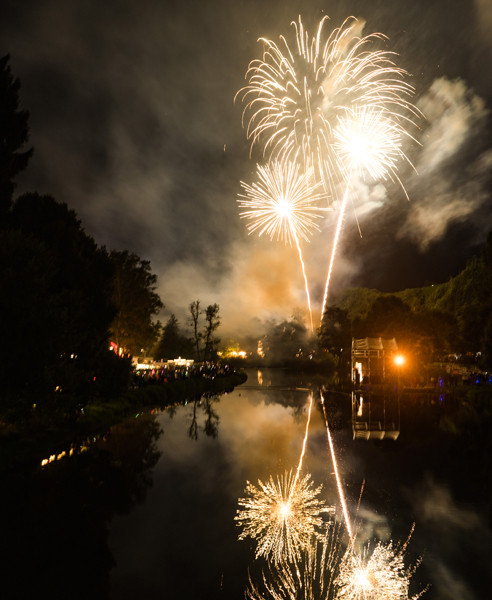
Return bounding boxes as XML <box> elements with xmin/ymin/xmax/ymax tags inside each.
<box><xmin>329</xmin><ymin>230</ymin><xmax>492</xmax><ymax>362</ymax></box>
<box><xmin>331</xmin><ymin>283</ymin><xmax>447</xmax><ymax>320</ymax></box>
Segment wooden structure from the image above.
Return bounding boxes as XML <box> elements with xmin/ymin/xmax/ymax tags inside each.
<box><xmin>351</xmin><ymin>337</ymin><xmax>398</xmax><ymax>385</ymax></box>
<box><xmin>352</xmin><ymin>392</ymin><xmax>400</xmax><ymax>440</ymax></box>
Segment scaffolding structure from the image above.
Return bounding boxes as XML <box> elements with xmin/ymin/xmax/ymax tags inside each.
<box><xmin>351</xmin><ymin>337</ymin><xmax>400</xmax><ymax>441</ymax></box>
<box><xmin>351</xmin><ymin>337</ymin><xmax>398</xmax><ymax>384</ymax></box>
<box><xmin>352</xmin><ymin>392</ymin><xmax>400</xmax><ymax>440</ymax></box>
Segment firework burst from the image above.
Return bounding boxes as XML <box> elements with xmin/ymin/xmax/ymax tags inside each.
<box><xmin>238</xmin><ymin>160</ymin><xmax>329</xmax><ymax>245</ymax></box>
<box><xmin>235</xmin><ymin>470</ymin><xmax>333</xmax><ymax>564</ymax></box>
<box><xmin>237</xmin><ymin>16</ymin><xmax>418</xmax><ymax>198</ymax></box>
<box><xmin>333</xmin><ymin>105</ymin><xmax>416</xmax><ymax>192</ymax></box>
<box><xmin>321</xmin><ymin>103</ymin><xmax>419</xmax><ymax>318</ymax></box>
<box><xmin>238</xmin><ymin>160</ymin><xmax>329</xmax><ymax>329</ymax></box>
<box><xmin>246</xmin><ymin>523</ymin><xmax>426</xmax><ymax>600</ymax></box>
<box><xmin>246</xmin><ymin>521</ymin><xmax>344</xmax><ymax>600</ymax></box>
<box><xmin>334</xmin><ymin>535</ymin><xmax>426</xmax><ymax>600</ymax></box>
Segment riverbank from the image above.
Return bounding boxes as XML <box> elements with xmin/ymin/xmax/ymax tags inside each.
<box><xmin>0</xmin><ymin>371</ymin><xmax>247</xmax><ymax>472</ymax></box>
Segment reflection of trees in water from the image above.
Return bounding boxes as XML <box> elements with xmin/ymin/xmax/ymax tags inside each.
<box><xmin>1</xmin><ymin>413</ymin><xmax>162</xmax><ymax>600</ymax></box>
<box><xmin>187</xmin><ymin>394</ymin><xmax>220</xmax><ymax>440</ymax></box>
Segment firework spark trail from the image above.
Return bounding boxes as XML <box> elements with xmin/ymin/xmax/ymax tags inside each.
<box><xmin>294</xmin><ymin>233</ymin><xmax>314</xmax><ymax>331</ymax></box>
<box><xmin>289</xmin><ymin>392</ymin><xmax>313</xmax><ymax>499</ymax></box>
<box><xmin>238</xmin><ymin>161</ymin><xmax>329</xmax><ymax>330</ymax></box>
<box><xmin>237</xmin><ymin>16</ymin><xmax>420</xmax><ymax>318</ymax></box>
<box><xmin>246</xmin><ymin>526</ymin><xmax>426</xmax><ymax>600</ymax></box>
<box><xmin>246</xmin><ymin>522</ymin><xmax>344</xmax><ymax>600</ymax></box>
<box><xmin>320</xmin><ymin>104</ymin><xmax>419</xmax><ymax>316</ymax></box>
<box><xmin>320</xmin><ymin>184</ymin><xmax>350</xmax><ymax>322</ymax></box>
<box><xmin>321</xmin><ymin>392</ymin><xmax>353</xmax><ymax>542</ymax></box>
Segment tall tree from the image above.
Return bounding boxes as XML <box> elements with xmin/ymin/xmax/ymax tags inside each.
<box><xmin>0</xmin><ymin>55</ymin><xmax>33</xmax><ymax>217</ymax></box>
<box><xmin>3</xmin><ymin>193</ymin><xmax>119</xmax><ymax>418</ymax></box>
<box><xmin>154</xmin><ymin>314</ymin><xmax>194</xmax><ymax>360</ymax></box>
<box><xmin>109</xmin><ymin>250</ymin><xmax>163</xmax><ymax>356</ymax></box>
<box><xmin>203</xmin><ymin>303</ymin><xmax>221</xmax><ymax>361</ymax></box>
<box><xmin>187</xmin><ymin>300</ymin><xmax>203</xmax><ymax>361</ymax></box>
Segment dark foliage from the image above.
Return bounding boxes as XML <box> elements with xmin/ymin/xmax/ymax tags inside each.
<box><xmin>1</xmin><ymin>412</ymin><xmax>162</xmax><ymax>600</ymax></box>
<box><xmin>109</xmin><ymin>250</ymin><xmax>163</xmax><ymax>356</ymax></box>
<box><xmin>203</xmin><ymin>303</ymin><xmax>221</xmax><ymax>361</ymax></box>
<box><xmin>318</xmin><ymin>305</ymin><xmax>352</xmax><ymax>382</ymax></box>
<box><xmin>187</xmin><ymin>300</ymin><xmax>203</xmax><ymax>361</ymax></box>
<box><xmin>153</xmin><ymin>313</ymin><xmax>194</xmax><ymax>360</ymax></box>
<box><xmin>0</xmin><ymin>54</ymin><xmax>33</xmax><ymax>216</ymax></box>
<box><xmin>1</xmin><ymin>193</ymin><xmax>122</xmax><ymax>419</ymax></box>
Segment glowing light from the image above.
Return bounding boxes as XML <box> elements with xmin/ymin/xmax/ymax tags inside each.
<box><xmin>235</xmin><ymin>470</ymin><xmax>332</xmax><ymax>564</ymax></box>
<box><xmin>237</xmin><ymin>16</ymin><xmax>419</xmax><ymax>198</ymax></box>
<box><xmin>321</xmin><ymin>392</ymin><xmax>352</xmax><ymax>541</ymax></box>
<box><xmin>238</xmin><ymin>160</ymin><xmax>329</xmax><ymax>330</ymax></box>
<box><xmin>395</xmin><ymin>355</ymin><xmax>405</xmax><ymax>366</ymax></box>
<box><xmin>238</xmin><ymin>160</ymin><xmax>329</xmax><ymax>244</ymax></box>
<box><xmin>334</xmin><ymin>534</ymin><xmax>426</xmax><ymax>600</ymax></box>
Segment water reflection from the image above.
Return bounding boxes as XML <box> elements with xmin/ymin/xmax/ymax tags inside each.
<box><xmin>352</xmin><ymin>392</ymin><xmax>401</xmax><ymax>441</ymax></box>
<box><xmin>186</xmin><ymin>394</ymin><xmax>221</xmax><ymax>440</ymax></box>
<box><xmin>3</xmin><ymin>369</ymin><xmax>492</xmax><ymax>599</ymax></box>
<box><xmin>1</xmin><ymin>412</ymin><xmax>162</xmax><ymax>600</ymax></box>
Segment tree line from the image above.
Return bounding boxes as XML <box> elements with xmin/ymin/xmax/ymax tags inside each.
<box><xmin>319</xmin><ymin>231</ymin><xmax>492</xmax><ymax>382</ymax></box>
<box><xmin>0</xmin><ymin>55</ymin><xmax>220</xmax><ymax>425</ymax></box>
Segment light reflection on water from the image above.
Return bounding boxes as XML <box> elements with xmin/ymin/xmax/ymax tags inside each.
<box><xmin>3</xmin><ymin>368</ymin><xmax>490</xmax><ymax>599</ymax></box>
<box><xmin>106</xmin><ymin>368</ymin><xmax>492</xmax><ymax>599</ymax></box>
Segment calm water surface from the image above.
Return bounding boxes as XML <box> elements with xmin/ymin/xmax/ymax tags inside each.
<box><xmin>3</xmin><ymin>368</ymin><xmax>492</xmax><ymax>599</ymax></box>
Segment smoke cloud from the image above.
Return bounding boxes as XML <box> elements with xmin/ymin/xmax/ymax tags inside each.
<box><xmin>399</xmin><ymin>77</ymin><xmax>491</xmax><ymax>250</ymax></box>
<box><xmin>2</xmin><ymin>0</ymin><xmax>492</xmax><ymax>335</ymax></box>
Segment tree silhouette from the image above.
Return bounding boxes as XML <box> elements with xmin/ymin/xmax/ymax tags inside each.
<box><xmin>0</xmin><ymin>54</ymin><xmax>33</xmax><ymax>217</ymax></box>
<box><xmin>154</xmin><ymin>314</ymin><xmax>194</xmax><ymax>360</ymax></box>
<box><xmin>187</xmin><ymin>300</ymin><xmax>203</xmax><ymax>361</ymax></box>
<box><xmin>203</xmin><ymin>303</ymin><xmax>221</xmax><ymax>361</ymax></box>
<box><xmin>109</xmin><ymin>250</ymin><xmax>163</xmax><ymax>356</ymax></box>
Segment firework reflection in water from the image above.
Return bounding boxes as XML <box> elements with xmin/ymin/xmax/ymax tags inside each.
<box><xmin>235</xmin><ymin>470</ymin><xmax>333</xmax><ymax>564</ymax></box>
<box><xmin>246</xmin><ymin>520</ymin><xmax>343</xmax><ymax>600</ymax></box>
<box><xmin>246</xmin><ymin>523</ymin><xmax>426</xmax><ymax>600</ymax></box>
<box><xmin>335</xmin><ymin>527</ymin><xmax>426</xmax><ymax>600</ymax></box>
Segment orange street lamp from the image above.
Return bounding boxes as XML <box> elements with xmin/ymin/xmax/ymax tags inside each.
<box><xmin>395</xmin><ymin>354</ymin><xmax>405</xmax><ymax>393</ymax></box>
<box><xmin>395</xmin><ymin>355</ymin><xmax>405</xmax><ymax>366</ymax></box>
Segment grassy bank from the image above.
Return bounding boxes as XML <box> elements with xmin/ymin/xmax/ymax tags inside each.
<box><xmin>0</xmin><ymin>371</ymin><xmax>247</xmax><ymax>472</ymax></box>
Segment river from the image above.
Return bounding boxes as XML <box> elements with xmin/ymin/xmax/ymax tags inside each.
<box><xmin>2</xmin><ymin>368</ymin><xmax>491</xmax><ymax>599</ymax></box>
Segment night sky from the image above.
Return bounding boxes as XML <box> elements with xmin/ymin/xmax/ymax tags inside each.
<box><xmin>2</xmin><ymin>0</ymin><xmax>492</xmax><ymax>337</ymax></box>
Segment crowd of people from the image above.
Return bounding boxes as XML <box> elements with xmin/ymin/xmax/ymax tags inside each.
<box><xmin>131</xmin><ymin>361</ymin><xmax>237</xmax><ymax>388</ymax></box>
